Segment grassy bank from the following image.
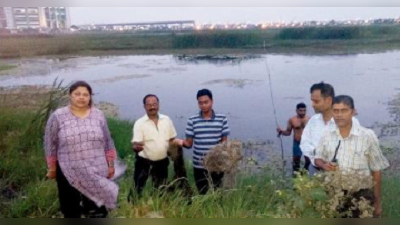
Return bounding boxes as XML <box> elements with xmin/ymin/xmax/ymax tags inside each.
<box><xmin>0</xmin><ymin>65</ymin><xmax>17</xmax><ymax>72</ymax></box>
<box><xmin>1</xmin><ymin>25</ymin><xmax>400</xmax><ymax>58</ymax></box>
<box><xmin>1</xmin><ymin>106</ymin><xmax>400</xmax><ymax>218</ymax></box>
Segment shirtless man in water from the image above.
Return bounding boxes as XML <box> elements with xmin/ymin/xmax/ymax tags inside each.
<box><xmin>277</xmin><ymin>103</ymin><xmax>311</xmax><ymax>174</ymax></box>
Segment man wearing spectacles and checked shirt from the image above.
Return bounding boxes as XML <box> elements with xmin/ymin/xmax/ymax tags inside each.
<box><xmin>315</xmin><ymin>95</ymin><xmax>389</xmax><ymax>218</ymax></box>
<box><xmin>300</xmin><ymin>82</ymin><xmax>361</xmax><ymax>176</ymax></box>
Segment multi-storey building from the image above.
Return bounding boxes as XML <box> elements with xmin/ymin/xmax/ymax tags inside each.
<box><xmin>43</xmin><ymin>7</ymin><xmax>71</xmax><ymax>29</ymax></box>
<box><xmin>0</xmin><ymin>7</ymin><xmax>14</xmax><ymax>29</ymax></box>
<box><xmin>12</xmin><ymin>7</ymin><xmax>46</xmax><ymax>29</ymax></box>
<box><xmin>0</xmin><ymin>7</ymin><xmax>70</xmax><ymax>30</ymax></box>
<box><xmin>0</xmin><ymin>7</ymin><xmax>5</xmax><ymax>28</ymax></box>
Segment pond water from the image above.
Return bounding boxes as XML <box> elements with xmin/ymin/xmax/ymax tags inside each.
<box><xmin>1</xmin><ymin>52</ymin><xmax>400</xmax><ymax>156</ymax></box>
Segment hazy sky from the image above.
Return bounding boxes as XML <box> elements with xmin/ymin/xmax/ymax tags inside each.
<box><xmin>70</xmin><ymin>7</ymin><xmax>400</xmax><ymax>25</ymax></box>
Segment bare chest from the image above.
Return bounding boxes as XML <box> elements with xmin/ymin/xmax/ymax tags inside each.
<box><xmin>292</xmin><ymin>118</ymin><xmax>308</xmax><ymax>130</ymax></box>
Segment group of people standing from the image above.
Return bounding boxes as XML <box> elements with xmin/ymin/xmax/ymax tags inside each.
<box><xmin>277</xmin><ymin>82</ymin><xmax>389</xmax><ymax>217</ymax></box>
<box><xmin>44</xmin><ymin>80</ymin><xmax>389</xmax><ymax>218</ymax></box>
<box><xmin>132</xmin><ymin>89</ymin><xmax>229</xmax><ymax>196</ymax></box>
<box><xmin>44</xmin><ymin>81</ymin><xmax>229</xmax><ymax>218</ymax></box>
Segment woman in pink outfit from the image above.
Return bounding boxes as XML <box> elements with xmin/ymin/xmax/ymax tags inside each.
<box><xmin>44</xmin><ymin>81</ymin><xmax>118</xmax><ymax>218</ymax></box>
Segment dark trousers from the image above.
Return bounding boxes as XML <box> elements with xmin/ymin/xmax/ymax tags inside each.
<box><xmin>293</xmin><ymin>156</ymin><xmax>311</xmax><ymax>173</ymax></box>
<box><xmin>56</xmin><ymin>163</ymin><xmax>108</xmax><ymax>218</ymax></box>
<box><xmin>133</xmin><ymin>154</ymin><xmax>169</xmax><ymax>194</ymax></box>
<box><xmin>168</xmin><ymin>147</ymin><xmax>192</xmax><ymax>196</ymax></box>
<box><xmin>193</xmin><ymin>168</ymin><xmax>224</xmax><ymax>195</ymax></box>
<box><xmin>293</xmin><ymin>140</ymin><xmax>311</xmax><ymax>174</ymax></box>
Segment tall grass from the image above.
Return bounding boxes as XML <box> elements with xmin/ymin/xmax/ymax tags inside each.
<box><xmin>106</xmin><ymin>118</ymin><xmax>133</xmax><ymax>159</ymax></box>
<box><xmin>1</xmin><ymin>85</ymin><xmax>400</xmax><ymax>217</ymax></box>
<box><xmin>277</xmin><ymin>27</ymin><xmax>362</xmax><ymax>40</ymax></box>
<box><xmin>111</xmin><ymin>173</ymin><xmax>283</xmax><ymax>218</ymax></box>
<box><xmin>381</xmin><ymin>176</ymin><xmax>400</xmax><ymax>218</ymax></box>
<box><xmin>7</xmin><ymin>180</ymin><xmax>59</xmax><ymax>218</ymax></box>
<box><xmin>172</xmin><ymin>31</ymin><xmax>262</xmax><ymax>48</ymax></box>
<box><xmin>0</xmin><ymin>109</ymin><xmax>46</xmax><ymax>187</ymax></box>
<box><xmin>276</xmin><ymin>25</ymin><xmax>400</xmax><ymax>40</ymax></box>
<box><xmin>2</xmin><ymin>25</ymin><xmax>400</xmax><ymax>58</ymax></box>
<box><xmin>0</xmin><ymin>33</ymin><xmax>174</xmax><ymax>58</ymax></box>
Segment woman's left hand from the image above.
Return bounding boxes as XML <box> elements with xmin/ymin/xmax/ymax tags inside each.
<box><xmin>107</xmin><ymin>167</ymin><xmax>115</xmax><ymax>179</ymax></box>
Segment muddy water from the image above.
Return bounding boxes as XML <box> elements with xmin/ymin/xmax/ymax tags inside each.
<box><xmin>1</xmin><ymin>52</ymin><xmax>400</xmax><ymax>157</ymax></box>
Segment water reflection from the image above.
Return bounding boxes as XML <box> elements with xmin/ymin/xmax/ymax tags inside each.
<box><xmin>1</xmin><ymin>52</ymin><xmax>400</xmax><ymax>156</ymax></box>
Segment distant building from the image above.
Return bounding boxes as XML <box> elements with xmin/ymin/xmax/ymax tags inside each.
<box><xmin>0</xmin><ymin>7</ymin><xmax>70</xmax><ymax>31</ymax></box>
<box><xmin>0</xmin><ymin>7</ymin><xmax>14</xmax><ymax>29</ymax></box>
<box><xmin>77</xmin><ymin>20</ymin><xmax>195</xmax><ymax>32</ymax></box>
<box><xmin>43</xmin><ymin>7</ymin><xmax>71</xmax><ymax>29</ymax></box>
<box><xmin>0</xmin><ymin>7</ymin><xmax>5</xmax><ymax>28</ymax></box>
<box><xmin>11</xmin><ymin>7</ymin><xmax>46</xmax><ymax>29</ymax></box>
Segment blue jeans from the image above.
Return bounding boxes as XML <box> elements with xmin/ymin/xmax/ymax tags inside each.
<box><xmin>293</xmin><ymin>140</ymin><xmax>311</xmax><ymax>173</ymax></box>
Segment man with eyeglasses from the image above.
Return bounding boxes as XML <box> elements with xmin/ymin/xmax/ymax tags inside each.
<box><xmin>131</xmin><ymin>94</ymin><xmax>179</xmax><ymax>196</ymax></box>
<box><xmin>300</xmin><ymin>82</ymin><xmax>360</xmax><ymax>175</ymax></box>
<box><xmin>315</xmin><ymin>95</ymin><xmax>389</xmax><ymax>218</ymax></box>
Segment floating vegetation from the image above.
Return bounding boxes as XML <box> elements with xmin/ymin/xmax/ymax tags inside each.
<box><xmin>92</xmin><ymin>74</ymin><xmax>151</xmax><ymax>84</ymax></box>
<box><xmin>175</xmin><ymin>54</ymin><xmax>260</xmax><ymax>61</ymax></box>
<box><xmin>118</xmin><ymin>63</ymin><xmax>149</xmax><ymax>69</ymax></box>
<box><xmin>147</xmin><ymin>67</ymin><xmax>187</xmax><ymax>73</ymax></box>
<box><xmin>202</xmin><ymin>78</ymin><xmax>262</xmax><ymax>88</ymax></box>
<box><xmin>174</xmin><ymin>54</ymin><xmax>262</xmax><ymax>65</ymax></box>
<box><xmin>0</xmin><ymin>64</ymin><xmax>17</xmax><ymax>72</ymax></box>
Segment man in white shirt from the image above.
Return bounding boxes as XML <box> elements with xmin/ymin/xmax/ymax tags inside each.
<box><xmin>315</xmin><ymin>95</ymin><xmax>389</xmax><ymax>218</ymax></box>
<box><xmin>300</xmin><ymin>82</ymin><xmax>359</xmax><ymax>175</ymax></box>
<box><xmin>131</xmin><ymin>94</ymin><xmax>178</xmax><ymax>195</ymax></box>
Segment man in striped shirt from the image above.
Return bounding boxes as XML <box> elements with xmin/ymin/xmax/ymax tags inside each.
<box><xmin>174</xmin><ymin>89</ymin><xmax>230</xmax><ymax>195</ymax></box>
<box><xmin>315</xmin><ymin>95</ymin><xmax>389</xmax><ymax>218</ymax></box>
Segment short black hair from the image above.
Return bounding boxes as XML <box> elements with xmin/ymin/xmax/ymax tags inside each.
<box><xmin>296</xmin><ymin>102</ymin><xmax>306</xmax><ymax>109</ymax></box>
<box><xmin>310</xmin><ymin>82</ymin><xmax>335</xmax><ymax>99</ymax></box>
<box><xmin>197</xmin><ymin>89</ymin><xmax>213</xmax><ymax>100</ymax></box>
<box><xmin>333</xmin><ymin>95</ymin><xmax>355</xmax><ymax>109</ymax></box>
<box><xmin>143</xmin><ymin>94</ymin><xmax>159</xmax><ymax>105</ymax></box>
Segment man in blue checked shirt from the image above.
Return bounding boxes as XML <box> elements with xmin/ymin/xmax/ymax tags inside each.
<box><xmin>174</xmin><ymin>89</ymin><xmax>230</xmax><ymax>195</ymax></box>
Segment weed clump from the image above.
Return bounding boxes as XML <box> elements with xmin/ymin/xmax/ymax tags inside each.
<box><xmin>204</xmin><ymin>140</ymin><xmax>243</xmax><ymax>189</ymax></box>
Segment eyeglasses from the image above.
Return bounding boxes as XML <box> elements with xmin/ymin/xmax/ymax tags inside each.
<box><xmin>145</xmin><ymin>103</ymin><xmax>159</xmax><ymax>107</ymax></box>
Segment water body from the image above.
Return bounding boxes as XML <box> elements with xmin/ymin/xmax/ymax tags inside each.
<box><xmin>1</xmin><ymin>52</ymin><xmax>400</xmax><ymax>157</ymax></box>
